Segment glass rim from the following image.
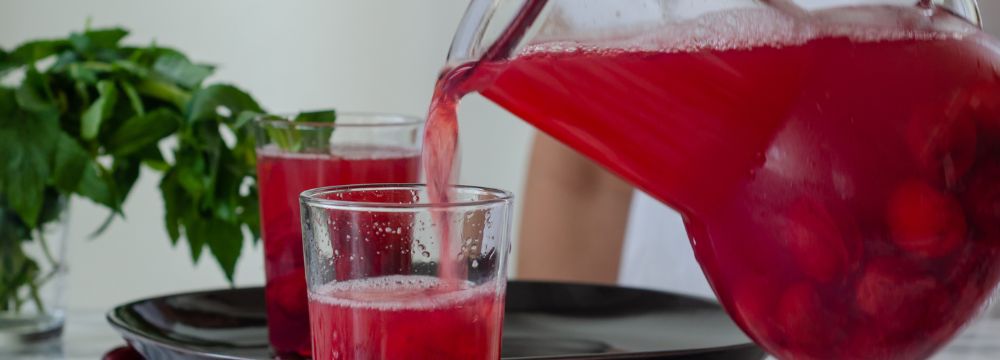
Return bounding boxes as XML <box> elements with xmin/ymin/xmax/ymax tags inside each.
<box><xmin>300</xmin><ymin>183</ymin><xmax>514</xmax><ymax>211</ymax></box>
<box><xmin>254</xmin><ymin>111</ymin><xmax>424</xmax><ymax>129</ymax></box>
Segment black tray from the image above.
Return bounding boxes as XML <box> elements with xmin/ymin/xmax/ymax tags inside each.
<box><xmin>107</xmin><ymin>281</ymin><xmax>764</xmax><ymax>359</ymax></box>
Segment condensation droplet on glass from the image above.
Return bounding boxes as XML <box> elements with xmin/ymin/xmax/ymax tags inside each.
<box><xmin>471</xmin><ymin>259</ymin><xmax>479</xmax><ymax>268</ymax></box>
<box><xmin>422</xmin><ymin>251</ymin><xmax>431</xmax><ymax>258</ymax></box>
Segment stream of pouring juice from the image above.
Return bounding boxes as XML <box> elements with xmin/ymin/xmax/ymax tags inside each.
<box><xmin>424</xmin><ymin>5</ymin><xmax>1000</xmax><ymax>359</ymax></box>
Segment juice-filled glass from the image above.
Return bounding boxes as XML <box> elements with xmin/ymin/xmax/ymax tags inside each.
<box><xmin>300</xmin><ymin>184</ymin><xmax>512</xmax><ymax>360</ymax></box>
<box><xmin>254</xmin><ymin>113</ymin><xmax>421</xmax><ymax>358</ymax></box>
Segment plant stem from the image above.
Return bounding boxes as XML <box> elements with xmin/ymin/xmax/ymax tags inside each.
<box><xmin>13</xmin><ymin>289</ymin><xmax>23</xmax><ymax>313</ymax></box>
<box><xmin>28</xmin><ymin>282</ymin><xmax>45</xmax><ymax>314</ymax></box>
<box><xmin>37</xmin><ymin>229</ymin><xmax>59</xmax><ymax>270</ymax></box>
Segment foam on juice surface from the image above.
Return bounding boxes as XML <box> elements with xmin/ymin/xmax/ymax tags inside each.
<box><xmin>520</xmin><ymin>5</ymin><xmax>977</xmax><ymax>56</ymax></box>
<box><xmin>308</xmin><ymin>275</ymin><xmax>497</xmax><ymax>311</ymax></box>
<box><xmin>258</xmin><ymin>143</ymin><xmax>420</xmax><ymax>160</ymax></box>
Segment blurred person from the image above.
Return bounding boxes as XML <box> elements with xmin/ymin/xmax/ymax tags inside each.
<box><xmin>517</xmin><ymin>133</ymin><xmax>714</xmax><ymax>299</ymax></box>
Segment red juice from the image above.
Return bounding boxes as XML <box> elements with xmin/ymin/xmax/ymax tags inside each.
<box><xmin>308</xmin><ymin>275</ymin><xmax>503</xmax><ymax>360</ymax></box>
<box><xmin>257</xmin><ymin>145</ymin><xmax>420</xmax><ymax>358</ymax></box>
<box><xmin>428</xmin><ymin>5</ymin><xmax>1000</xmax><ymax>359</ymax></box>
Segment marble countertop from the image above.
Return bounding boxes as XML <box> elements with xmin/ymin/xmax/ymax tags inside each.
<box><xmin>8</xmin><ymin>308</ymin><xmax>1000</xmax><ymax>359</ymax></box>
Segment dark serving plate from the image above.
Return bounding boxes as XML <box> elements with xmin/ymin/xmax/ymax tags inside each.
<box><xmin>107</xmin><ymin>281</ymin><xmax>764</xmax><ymax>359</ymax></box>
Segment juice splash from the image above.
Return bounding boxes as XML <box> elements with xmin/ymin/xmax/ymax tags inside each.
<box><xmin>426</xmin><ymin>5</ymin><xmax>1000</xmax><ymax>359</ymax></box>
<box><xmin>308</xmin><ymin>275</ymin><xmax>503</xmax><ymax>360</ymax></box>
<box><xmin>257</xmin><ymin>145</ymin><xmax>419</xmax><ymax>358</ymax></box>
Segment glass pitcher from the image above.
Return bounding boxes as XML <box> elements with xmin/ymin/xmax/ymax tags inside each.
<box><xmin>436</xmin><ymin>0</ymin><xmax>1000</xmax><ymax>358</ymax></box>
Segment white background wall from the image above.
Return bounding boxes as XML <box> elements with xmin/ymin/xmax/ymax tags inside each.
<box><xmin>2</xmin><ymin>0</ymin><xmax>1000</xmax><ymax>312</ymax></box>
<box><xmin>0</xmin><ymin>0</ymin><xmax>535</xmax><ymax>311</ymax></box>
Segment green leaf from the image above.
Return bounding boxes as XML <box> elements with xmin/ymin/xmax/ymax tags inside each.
<box><xmin>67</xmin><ymin>63</ymin><xmax>98</xmax><ymax>84</ymax></box>
<box><xmin>127</xmin><ymin>45</ymin><xmax>184</xmax><ymax>68</ymax></box>
<box><xmin>111</xmin><ymin>159</ymin><xmax>141</xmax><ymax>206</ymax></box>
<box><xmin>264</xmin><ymin>122</ymin><xmax>302</xmax><ymax>152</ymax></box>
<box><xmin>81</xmin><ymin>80</ymin><xmax>118</xmax><ymax>139</ymax></box>
<box><xmin>84</xmin><ymin>28</ymin><xmax>129</xmax><ymax>49</ymax></box>
<box><xmin>0</xmin><ymin>146</ymin><xmax>49</xmax><ymax>228</ymax></box>
<box><xmin>76</xmin><ymin>161</ymin><xmax>117</xmax><ymax>211</ymax></box>
<box><xmin>108</xmin><ymin>109</ymin><xmax>180</xmax><ymax>156</ymax></box>
<box><xmin>173</xmin><ymin>147</ymin><xmax>207</xmax><ymax>200</ymax></box>
<box><xmin>187</xmin><ymin>84</ymin><xmax>262</xmax><ymax>123</ymax></box>
<box><xmin>0</xmin><ymin>87</ymin><xmax>15</xmax><ymax>113</ymax></box>
<box><xmin>0</xmin><ymin>104</ymin><xmax>59</xmax><ymax>228</ymax></box>
<box><xmin>111</xmin><ymin>60</ymin><xmax>149</xmax><ymax>78</ymax></box>
<box><xmin>50</xmin><ymin>50</ymin><xmax>79</xmax><ymax>72</ymax></box>
<box><xmin>119</xmin><ymin>81</ymin><xmax>144</xmax><ymax>116</ymax></box>
<box><xmin>181</xmin><ymin>213</ymin><xmax>207</xmax><ymax>263</ymax></box>
<box><xmin>15</xmin><ymin>67</ymin><xmax>57</xmax><ymax>114</ymax></box>
<box><xmin>152</xmin><ymin>53</ymin><xmax>213</xmax><ymax>89</ymax></box>
<box><xmin>205</xmin><ymin>219</ymin><xmax>242</xmax><ymax>283</ymax></box>
<box><xmin>36</xmin><ymin>189</ymin><xmax>65</xmax><ymax>227</ymax></box>
<box><xmin>138</xmin><ymin>146</ymin><xmax>169</xmax><ymax>171</ymax></box>
<box><xmin>69</xmin><ymin>28</ymin><xmax>128</xmax><ymax>56</ymax></box>
<box><xmin>232</xmin><ymin>110</ymin><xmax>260</xmax><ymax>131</ymax></box>
<box><xmin>258</xmin><ymin>110</ymin><xmax>337</xmax><ymax>152</ymax></box>
<box><xmin>158</xmin><ymin>171</ymin><xmax>184</xmax><ymax>245</ymax></box>
<box><xmin>0</xmin><ymin>48</ymin><xmax>16</xmax><ymax>77</ymax></box>
<box><xmin>294</xmin><ymin>109</ymin><xmax>336</xmax><ymax>123</ymax></box>
<box><xmin>51</xmin><ymin>133</ymin><xmax>90</xmax><ymax>192</ymax></box>
<box><xmin>136</xmin><ymin>78</ymin><xmax>189</xmax><ymax>109</ymax></box>
<box><xmin>9</xmin><ymin>39</ymin><xmax>69</xmax><ymax>65</ymax></box>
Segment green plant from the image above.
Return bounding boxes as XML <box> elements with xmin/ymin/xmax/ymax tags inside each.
<box><xmin>0</xmin><ymin>26</ymin><xmax>265</xmax><ymax>312</ymax></box>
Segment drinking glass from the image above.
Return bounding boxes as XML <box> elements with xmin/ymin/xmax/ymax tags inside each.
<box><xmin>254</xmin><ymin>113</ymin><xmax>422</xmax><ymax>358</ymax></box>
<box><xmin>300</xmin><ymin>184</ymin><xmax>512</xmax><ymax>360</ymax></box>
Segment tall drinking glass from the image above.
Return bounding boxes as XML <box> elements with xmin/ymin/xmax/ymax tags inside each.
<box><xmin>254</xmin><ymin>113</ymin><xmax>422</xmax><ymax>358</ymax></box>
<box><xmin>300</xmin><ymin>184</ymin><xmax>512</xmax><ymax>360</ymax></box>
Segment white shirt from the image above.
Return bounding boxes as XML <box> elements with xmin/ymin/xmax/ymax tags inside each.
<box><xmin>618</xmin><ymin>191</ymin><xmax>716</xmax><ymax>299</ymax></box>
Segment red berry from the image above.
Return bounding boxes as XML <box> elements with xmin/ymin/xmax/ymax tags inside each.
<box><xmin>887</xmin><ymin>180</ymin><xmax>967</xmax><ymax>258</ymax></box>
<box><xmin>782</xmin><ymin>197</ymin><xmax>860</xmax><ymax>282</ymax></box>
<box><xmin>103</xmin><ymin>345</ymin><xmax>144</xmax><ymax>360</ymax></box>
<box><xmin>855</xmin><ymin>260</ymin><xmax>941</xmax><ymax>334</ymax></box>
<box><xmin>775</xmin><ymin>283</ymin><xmax>836</xmax><ymax>349</ymax></box>
<box><xmin>907</xmin><ymin>97</ymin><xmax>977</xmax><ymax>187</ymax></box>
